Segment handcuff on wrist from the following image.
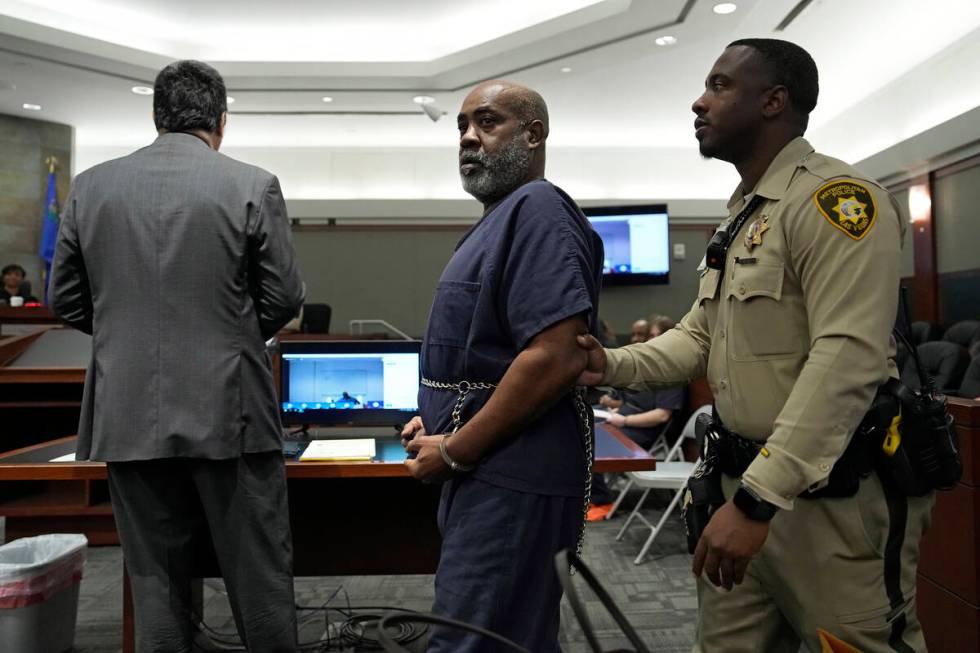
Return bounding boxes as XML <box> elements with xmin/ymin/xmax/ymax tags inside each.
<box><xmin>439</xmin><ymin>435</ymin><xmax>474</xmax><ymax>473</ymax></box>
<box><xmin>732</xmin><ymin>483</ymin><xmax>779</xmax><ymax>522</ymax></box>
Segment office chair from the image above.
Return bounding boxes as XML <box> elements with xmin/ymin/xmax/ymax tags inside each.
<box><xmin>901</xmin><ymin>341</ymin><xmax>970</xmax><ymax>394</ymax></box>
<box><xmin>910</xmin><ymin>320</ymin><xmax>941</xmax><ymax>346</ymax></box>
<box><xmin>959</xmin><ymin>355</ymin><xmax>980</xmax><ymax>399</ymax></box>
<box><xmin>943</xmin><ymin>320</ymin><xmax>980</xmax><ymax>350</ymax></box>
<box><xmin>300</xmin><ymin>303</ymin><xmax>331</xmax><ymax>334</ymax></box>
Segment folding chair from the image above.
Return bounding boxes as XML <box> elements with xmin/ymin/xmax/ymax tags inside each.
<box><xmin>603</xmin><ymin>418</ymin><xmax>672</xmax><ymax>520</ymax></box>
<box><xmin>615</xmin><ymin>405</ymin><xmax>710</xmax><ymax>564</ymax></box>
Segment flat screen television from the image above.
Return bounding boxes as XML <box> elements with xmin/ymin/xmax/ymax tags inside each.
<box><xmin>584</xmin><ymin>204</ymin><xmax>669</xmax><ymax>285</ymax></box>
<box><xmin>279</xmin><ymin>340</ymin><xmax>421</xmax><ymax>426</ymax></box>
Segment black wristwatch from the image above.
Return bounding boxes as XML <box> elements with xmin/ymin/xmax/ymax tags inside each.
<box><xmin>732</xmin><ymin>484</ymin><xmax>780</xmax><ymax>522</ymax></box>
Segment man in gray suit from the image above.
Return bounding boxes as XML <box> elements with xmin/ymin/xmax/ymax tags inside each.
<box><xmin>49</xmin><ymin>60</ymin><xmax>303</xmax><ymax>652</ymax></box>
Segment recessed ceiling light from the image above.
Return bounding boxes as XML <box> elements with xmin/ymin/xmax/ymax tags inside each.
<box><xmin>713</xmin><ymin>3</ymin><xmax>737</xmax><ymax>14</ymax></box>
<box><xmin>226</xmin><ymin>96</ymin><xmax>235</xmax><ymax>104</ymax></box>
<box><xmin>22</xmin><ymin>103</ymin><xmax>41</xmax><ymax>110</ymax></box>
<box><xmin>560</xmin><ymin>66</ymin><xmax>572</xmax><ymax>73</ymax></box>
<box><xmin>321</xmin><ymin>96</ymin><xmax>334</xmax><ymax>103</ymax></box>
<box><xmin>131</xmin><ymin>86</ymin><xmax>153</xmax><ymax>95</ymax></box>
<box><xmin>413</xmin><ymin>95</ymin><xmax>435</xmax><ymax>105</ymax></box>
<box><xmin>655</xmin><ymin>35</ymin><xmax>677</xmax><ymax>46</ymax></box>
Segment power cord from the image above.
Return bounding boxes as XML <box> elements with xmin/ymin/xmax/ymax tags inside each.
<box><xmin>189</xmin><ymin>586</ymin><xmax>427</xmax><ymax>651</ymax></box>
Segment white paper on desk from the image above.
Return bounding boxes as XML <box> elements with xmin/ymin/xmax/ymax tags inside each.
<box><xmin>49</xmin><ymin>453</ymin><xmax>76</xmax><ymax>462</ymax></box>
<box><xmin>300</xmin><ymin>438</ymin><xmax>376</xmax><ymax>461</ymax></box>
<box><xmin>592</xmin><ymin>408</ymin><xmax>612</xmax><ymax>422</ymax></box>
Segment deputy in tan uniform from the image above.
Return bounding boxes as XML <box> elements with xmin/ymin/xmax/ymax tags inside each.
<box><xmin>578</xmin><ymin>39</ymin><xmax>933</xmax><ymax>652</ymax></box>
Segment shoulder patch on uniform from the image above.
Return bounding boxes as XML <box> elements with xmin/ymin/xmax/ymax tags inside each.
<box><xmin>812</xmin><ymin>180</ymin><xmax>877</xmax><ymax>241</ymax></box>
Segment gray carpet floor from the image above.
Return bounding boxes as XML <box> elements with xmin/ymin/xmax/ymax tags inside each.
<box><xmin>59</xmin><ymin>488</ymin><xmax>698</xmax><ymax>652</ymax></box>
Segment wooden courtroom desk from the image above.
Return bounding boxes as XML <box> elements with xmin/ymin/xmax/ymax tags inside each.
<box><xmin>917</xmin><ymin>397</ymin><xmax>980</xmax><ymax>652</ymax></box>
<box><xmin>0</xmin><ymin>327</ymin><xmax>88</xmax><ymax>449</ymax></box>
<box><xmin>0</xmin><ymin>426</ymin><xmax>654</xmax><ymax>652</ymax></box>
<box><xmin>0</xmin><ymin>305</ymin><xmax>63</xmax><ymax>335</ymax></box>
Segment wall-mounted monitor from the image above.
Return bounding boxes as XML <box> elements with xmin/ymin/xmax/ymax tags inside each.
<box><xmin>279</xmin><ymin>340</ymin><xmax>421</xmax><ymax>426</ymax></box>
<box><xmin>584</xmin><ymin>204</ymin><xmax>669</xmax><ymax>285</ymax></box>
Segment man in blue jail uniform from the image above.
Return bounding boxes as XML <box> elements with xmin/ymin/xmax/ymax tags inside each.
<box><xmin>401</xmin><ymin>80</ymin><xmax>603</xmax><ymax>652</ymax></box>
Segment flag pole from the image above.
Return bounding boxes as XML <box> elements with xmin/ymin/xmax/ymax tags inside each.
<box><xmin>41</xmin><ymin>156</ymin><xmax>59</xmax><ymax>303</ymax></box>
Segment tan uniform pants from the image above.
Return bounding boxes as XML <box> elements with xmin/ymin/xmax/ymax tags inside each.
<box><xmin>694</xmin><ymin>473</ymin><xmax>934</xmax><ymax>653</ymax></box>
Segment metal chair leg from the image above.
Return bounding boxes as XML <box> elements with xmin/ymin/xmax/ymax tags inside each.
<box><xmin>615</xmin><ymin>487</ymin><xmax>651</xmax><ymax>541</ymax></box>
<box><xmin>633</xmin><ymin>485</ymin><xmax>686</xmax><ymax>564</ymax></box>
<box><xmin>605</xmin><ymin>476</ymin><xmax>634</xmax><ymax>520</ymax></box>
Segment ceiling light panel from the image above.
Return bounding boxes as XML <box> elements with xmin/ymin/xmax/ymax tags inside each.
<box><xmin>1</xmin><ymin>0</ymin><xmax>616</xmax><ymax>62</ymax></box>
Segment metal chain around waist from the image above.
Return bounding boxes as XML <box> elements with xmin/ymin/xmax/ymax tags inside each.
<box><xmin>422</xmin><ymin>377</ymin><xmax>594</xmax><ymax>558</ymax></box>
<box><xmin>420</xmin><ymin>378</ymin><xmax>498</xmax><ymax>433</ymax></box>
<box><xmin>573</xmin><ymin>387</ymin><xmax>593</xmax><ymax>559</ymax></box>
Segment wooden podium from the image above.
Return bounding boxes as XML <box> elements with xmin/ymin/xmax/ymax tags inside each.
<box><xmin>917</xmin><ymin>397</ymin><xmax>980</xmax><ymax>652</ymax></box>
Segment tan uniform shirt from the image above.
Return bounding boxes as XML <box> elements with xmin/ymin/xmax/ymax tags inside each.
<box><xmin>603</xmin><ymin>137</ymin><xmax>905</xmax><ymax>510</ymax></box>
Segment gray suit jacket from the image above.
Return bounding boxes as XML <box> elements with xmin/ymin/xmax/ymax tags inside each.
<box><xmin>49</xmin><ymin>132</ymin><xmax>304</xmax><ymax>461</ymax></box>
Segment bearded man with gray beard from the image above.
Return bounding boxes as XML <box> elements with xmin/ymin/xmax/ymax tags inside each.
<box><xmin>400</xmin><ymin>80</ymin><xmax>604</xmax><ymax>652</ymax></box>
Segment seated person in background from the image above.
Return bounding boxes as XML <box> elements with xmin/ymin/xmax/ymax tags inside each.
<box><xmin>967</xmin><ymin>341</ymin><xmax>980</xmax><ymax>401</ymax></box>
<box><xmin>0</xmin><ymin>264</ymin><xmax>37</xmax><ymax>304</ymax></box>
<box><xmin>628</xmin><ymin>318</ymin><xmax>650</xmax><ymax>344</ymax></box>
<box><xmin>647</xmin><ymin>313</ymin><xmax>675</xmax><ymax>340</ymax></box>
<box><xmin>598</xmin><ymin>314</ymin><xmax>676</xmax><ymax>409</ymax></box>
<box><xmin>588</xmin><ymin>315</ymin><xmax>682</xmax><ymax>520</ymax></box>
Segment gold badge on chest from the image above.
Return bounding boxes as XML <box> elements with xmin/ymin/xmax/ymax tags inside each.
<box><xmin>744</xmin><ymin>215</ymin><xmax>770</xmax><ymax>251</ymax></box>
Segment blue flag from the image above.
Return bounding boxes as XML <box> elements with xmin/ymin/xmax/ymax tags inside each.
<box><xmin>38</xmin><ymin>169</ymin><xmax>59</xmax><ymax>302</ymax></box>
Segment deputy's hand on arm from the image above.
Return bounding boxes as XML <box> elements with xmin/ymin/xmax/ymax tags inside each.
<box><xmin>692</xmin><ymin>501</ymin><xmax>769</xmax><ymax>591</ymax></box>
<box><xmin>575</xmin><ymin>334</ymin><xmax>607</xmax><ymax>386</ymax></box>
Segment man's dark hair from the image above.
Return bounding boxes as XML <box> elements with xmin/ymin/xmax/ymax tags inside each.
<box><xmin>153</xmin><ymin>60</ymin><xmax>227</xmax><ymax>134</ymax></box>
<box><xmin>2</xmin><ymin>264</ymin><xmax>26</xmax><ymax>278</ymax></box>
<box><xmin>728</xmin><ymin>38</ymin><xmax>819</xmax><ymax>123</ymax></box>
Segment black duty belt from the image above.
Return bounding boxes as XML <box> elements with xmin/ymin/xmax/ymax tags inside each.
<box><xmin>704</xmin><ymin>414</ymin><xmax>876</xmax><ymax>500</ymax></box>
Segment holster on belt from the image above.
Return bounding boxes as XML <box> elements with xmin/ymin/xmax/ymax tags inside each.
<box><xmin>682</xmin><ymin>412</ymin><xmax>726</xmax><ymax>554</ymax></box>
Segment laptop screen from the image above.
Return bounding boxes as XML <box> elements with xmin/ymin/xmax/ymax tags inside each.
<box><xmin>279</xmin><ymin>340</ymin><xmax>421</xmax><ymax>426</ymax></box>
